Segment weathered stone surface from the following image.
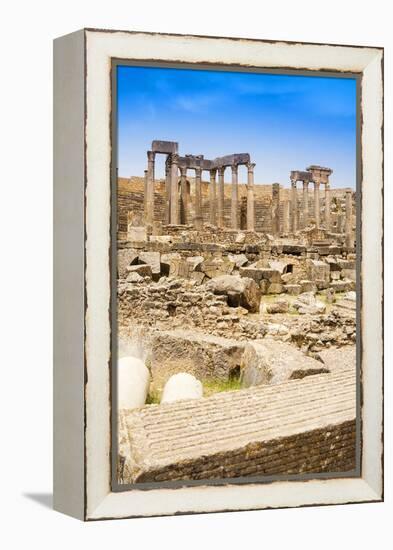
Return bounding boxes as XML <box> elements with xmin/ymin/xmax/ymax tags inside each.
<box><xmin>206</xmin><ymin>275</ymin><xmax>261</xmax><ymax>312</ymax></box>
<box><xmin>149</xmin><ymin>235</ymin><xmax>173</xmax><ymax>244</ymax></box>
<box><xmin>331</xmin><ymin>280</ymin><xmax>353</xmax><ymax>293</ymax></box>
<box><xmin>127</xmin><ymin>226</ymin><xmax>147</xmax><ymax>242</ymax></box>
<box><xmin>127</xmin><ymin>264</ymin><xmax>152</xmax><ymax>278</ymax></box>
<box><xmin>228</xmin><ymin>253</ymin><xmax>249</xmax><ymax>268</ymax></box>
<box><xmin>293</xmin><ymin>292</ymin><xmax>326</xmax><ymax>315</ymax></box>
<box><xmin>266</xmin><ymin>323</ymin><xmax>289</xmax><ymax>336</ymax></box>
<box><xmin>148</xmin><ymin>330</ymin><xmax>246</xmax><ymax>392</ymax></box>
<box><xmin>186</xmin><ymin>255</ymin><xmax>204</xmax><ymax>271</ymax></box>
<box><xmin>139</xmin><ymin>251</ymin><xmax>161</xmax><ymax>275</ymax></box>
<box><xmin>284</xmin><ymin>284</ymin><xmax>301</xmax><ymax>295</ymax></box>
<box><xmin>126</xmin><ymin>272</ymin><xmax>144</xmax><ymax>283</ymax></box>
<box><xmin>161</xmin><ymin>373</ymin><xmax>203</xmax><ymax>404</ymax></box>
<box><xmin>118</xmin><ymin>356</ymin><xmax>150</xmax><ymax>409</ymax></box>
<box><xmin>118</xmin><ymin>249</ymin><xmax>138</xmax><ymax>279</ymax></box>
<box><xmin>300</xmin><ymin>280</ymin><xmax>317</xmax><ymax>293</ymax></box>
<box><xmin>265</xmin><ymin>299</ymin><xmax>289</xmax><ymax>314</ymax></box>
<box><xmin>201</xmin><ymin>257</ymin><xmax>235</xmax><ymax>278</ymax></box>
<box><xmin>161</xmin><ymin>252</ymin><xmax>182</xmax><ymax>276</ymax></box>
<box><xmin>308</xmin><ymin>259</ymin><xmax>330</xmax><ymax>283</ymax></box>
<box><xmin>190</xmin><ymin>271</ymin><xmax>205</xmax><ymax>284</ymax></box>
<box><xmin>119</xmin><ymin>367</ymin><xmax>355</xmax><ymax>483</ymax></box>
<box><xmin>267</xmin><ymin>282</ymin><xmax>284</xmax><ymax>294</ymax></box>
<box><xmin>318</xmin><ymin>346</ymin><xmax>355</xmax><ymax>374</ymax></box>
<box><xmin>341</xmin><ymin>269</ymin><xmax>356</xmax><ymax>282</ymax></box>
<box><xmin>240</xmin><ymin>340</ymin><xmax>329</xmax><ymax>387</ymax></box>
<box><xmin>240</xmin><ymin>264</ymin><xmax>282</xmax><ymax>284</ymax></box>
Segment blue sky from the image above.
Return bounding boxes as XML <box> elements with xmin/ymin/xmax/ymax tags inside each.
<box><xmin>117</xmin><ymin>65</ymin><xmax>357</xmax><ymax>188</ymax></box>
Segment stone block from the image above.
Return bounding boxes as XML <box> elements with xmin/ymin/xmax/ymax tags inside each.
<box><xmin>284</xmin><ymin>284</ymin><xmax>301</xmax><ymax>295</ymax></box>
<box><xmin>201</xmin><ymin>257</ymin><xmax>235</xmax><ymax>279</ymax></box>
<box><xmin>190</xmin><ymin>271</ymin><xmax>205</xmax><ymax>284</ymax></box>
<box><xmin>315</xmin><ymin>279</ymin><xmax>329</xmax><ymax>290</ymax></box>
<box><xmin>127</xmin><ymin>226</ymin><xmax>147</xmax><ymax>242</ymax></box>
<box><xmin>228</xmin><ymin>253</ymin><xmax>249</xmax><ymax>268</ymax></box>
<box><xmin>240</xmin><ymin>340</ymin><xmax>329</xmax><ymax>387</ymax></box>
<box><xmin>207</xmin><ymin>275</ymin><xmax>261</xmax><ymax>312</ymax></box>
<box><xmin>138</xmin><ymin>251</ymin><xmax>161</xmax><ymax>275</ymax></box>
<box><xmin>118</xmin><ymin>248</ymin><xmax>139</xmax><ymax>279</ymax></box>
<box><xmin>161</xmin><ymin>252</ymin><xmax>182</xmax><ymax>276</ymax></box>
<box><xmin>127</xmin><ymin>264</ymin><xmax>152</xmax><ymax>278</ymax></box>
<box><xmin>300</xmin><ymin>280</ymin><xmax>317</xmax><ymax>293</ymax></box>
<box><xmin>331</xmin><ymin>281</ymin><xmax>352</xmax><ymax>293</ymax></box>
<box><xmin>126</xmin><ymin>272</ymin><xmax>144</xmax><ymax>283</ymax></box>
<box><xmin>186</xmin><ymin>255</ymin><xmax>204</xmax><ymax>271</ymax></box>
<box><xmin>308</xmin><ymin>259</ymin><xmax>330</xmax><ymax>283</ymax></box>
<box><xmin>149</xmin><ymin>235</ymin><xmax>173</xmax><ymax>244</ymax></box>
<box><xmin>265</xmin><ymin>299</ymin><xmax>289</xmax><ymax>314</ymax></box>
<box><xmin>341</xmin><ymin>269</ymin><xmax>356</xmax><ymax>282</ymax></box>
<box><xmin>240</xmin><ymin>266</ymin><xmax>281</xmax><ymax>284</ymax></box>
<box><xmin>148</xmin><ymin>330</ymin><xmax>246</xmax><ymax>391</ymax></box>
<box><xmin>267</xmin><ymin>283</ymin><xmax>284</xmax><ymax>294</ymax></box>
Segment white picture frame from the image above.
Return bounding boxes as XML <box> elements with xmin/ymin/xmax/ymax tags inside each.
<box><xmin>53</xmin><ymin>28</ymin><xmax>383</xmax><ymax>521</ymax></box>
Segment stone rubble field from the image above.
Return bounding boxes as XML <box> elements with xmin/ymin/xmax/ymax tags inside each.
<box><xmin>116</xmin><ymin>233</ymin><xmax>357</xmax><ymax>482</ymax></box>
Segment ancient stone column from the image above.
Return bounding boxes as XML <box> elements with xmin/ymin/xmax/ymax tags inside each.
<box><xmin>217</xmin><ymin>166</ymin><xmax>225</xmax><ymax>228</ymax></box>
<box><xmin>145</xmin><ymin>151</ymin><xmax>155</xmax><ymax>225</ymax></box>
<box><xmin>283</xmin><ymin>200</ymin><xmax>290</xmax><ymax>234</ymax></box>
<box><xmin>209</xmin><ymin>169</ymin><xmax>217</xmax><ymax>225</ymax></box>
<box><xmin>180</xmin><ymin>166</ymin><xmax>188</xmax><ymax>224</ymax></box>
<box><xmin>231</xmin><ymin>163</ymin><xmax>239</xmax><ymax>230</ymax></box>
<box><xmin>246</xmin><ymin>162</ymin><xmax>255</xmax><ymax>232</ymax></box>
<box><xmin>194</xmin><ymin>167</ymin><xmax>203</xmax><ymax>230</ymax></box>
<box><xmin>314</xmin><ymin>181</ymin><xmax>320</xmax><ymax>228</ymax></box>
<box><xmin>325</xmin><ymin>183</ymin><xmax>331</xmax><ymax>230</ymax></box>
<box><xmin>164</xmin><ymin>155</ymin><xmax>171</xmax><ymax>224</ymax></box>
<box><xmin>302</xmin><ymin>180</ymin><xmax>309</xmax><ymax>228</ymax></box>
<box><xmin>272</xmin><ymin>183</ymin><xmax>280</xmax><ymax>236</ymax></box>
<box><xmin>337</xmin><ymin>212</ymin><xmax>344</xmax><ymax>233</ymax></box>
<box><xmin>345</xmin><ymin>188</ymin><xmax>354</xmax><ymax>248</ymax></box>
<box><xmin>170</xmin><ymin>153</ymin><xmax>179</xmax><ymax>224</ymax></box>
<box><xmin>143</xmin><ymin>169</ymin><xmax>148</xmax><ymax>222</ymax></box>
<box><xmin>290</xmin><ymin>178</ymin><xmax>298</xmax><ymax>233</ymax></box>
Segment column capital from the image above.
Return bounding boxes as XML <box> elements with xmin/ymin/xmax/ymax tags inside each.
<box><xmin>313</xmin><ymin>180</ymin><xmax>320</xmax><ymax>189</ymax></box>
<box><xmin>210</xmin><ymin>168</ymin><xmax>217</xmax><ymax>177</ymax></box>
<box><xmin>171</xmin><ymin>153</ymin><xmax>179</xmax><ymax>165</ymax></box>
<box><xmin>291</xmin><ymin>178</ymin><xmax>297</xmax><ymax>188</ymax></box>
<box><xmin>147</xmin><ymin>150</ymin><xmax>155</xmax><ymax>162</ymax></box>
<box><xmin>231</xmin><ymin>163</ymin><xmax>238</xmax><ymax>174</ymax></box>
<box><xmin>217</xmin><ymin>166</ymin><xmax>225</xmax><ymax>176</ymax></box>
<box><xmin>302</xmin><ymin>180</ymin><xmax>309</xmax><ymax>189</ymax></box>
<box><xmin>246</xmin><ymin>162</ymin><xmax>256</xmax><ymax>172</ymax></box>
<box><xmin>179</xmin><ymin>166</ymin><xmax>187</xmax><ymax>177</ymax></box>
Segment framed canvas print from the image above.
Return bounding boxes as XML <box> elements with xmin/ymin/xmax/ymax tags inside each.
<box><xmin>53</xmin><ymin>29</ymin><xmax>384</xmax><ymax>521</ymax></box>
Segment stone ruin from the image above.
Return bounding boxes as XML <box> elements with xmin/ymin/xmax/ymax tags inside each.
<box><xmin>117</xmin><ymin>140</ymin><xmax>358</xmax><ymax>484</ymax></box>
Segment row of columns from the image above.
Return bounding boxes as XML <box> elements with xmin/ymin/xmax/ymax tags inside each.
<box><xmin>144</xmin><ymin>150</ymin><xmax>256</xmax><ymax>231</ymax></box>
<box><xmin>287</xmin><ymin>181</ymin><xmax>353</xmax><ymax>246</ymax></box>
<box><xmin>290</xmin><ymin>179</ymin><xmax>332</xmax><ymax>231</ymax></box>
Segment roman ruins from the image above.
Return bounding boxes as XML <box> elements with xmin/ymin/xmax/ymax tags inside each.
<box><xmin>117</xmin><ymin>140</ymin><xmax>357</xmax><ymax>484</ymax></box>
